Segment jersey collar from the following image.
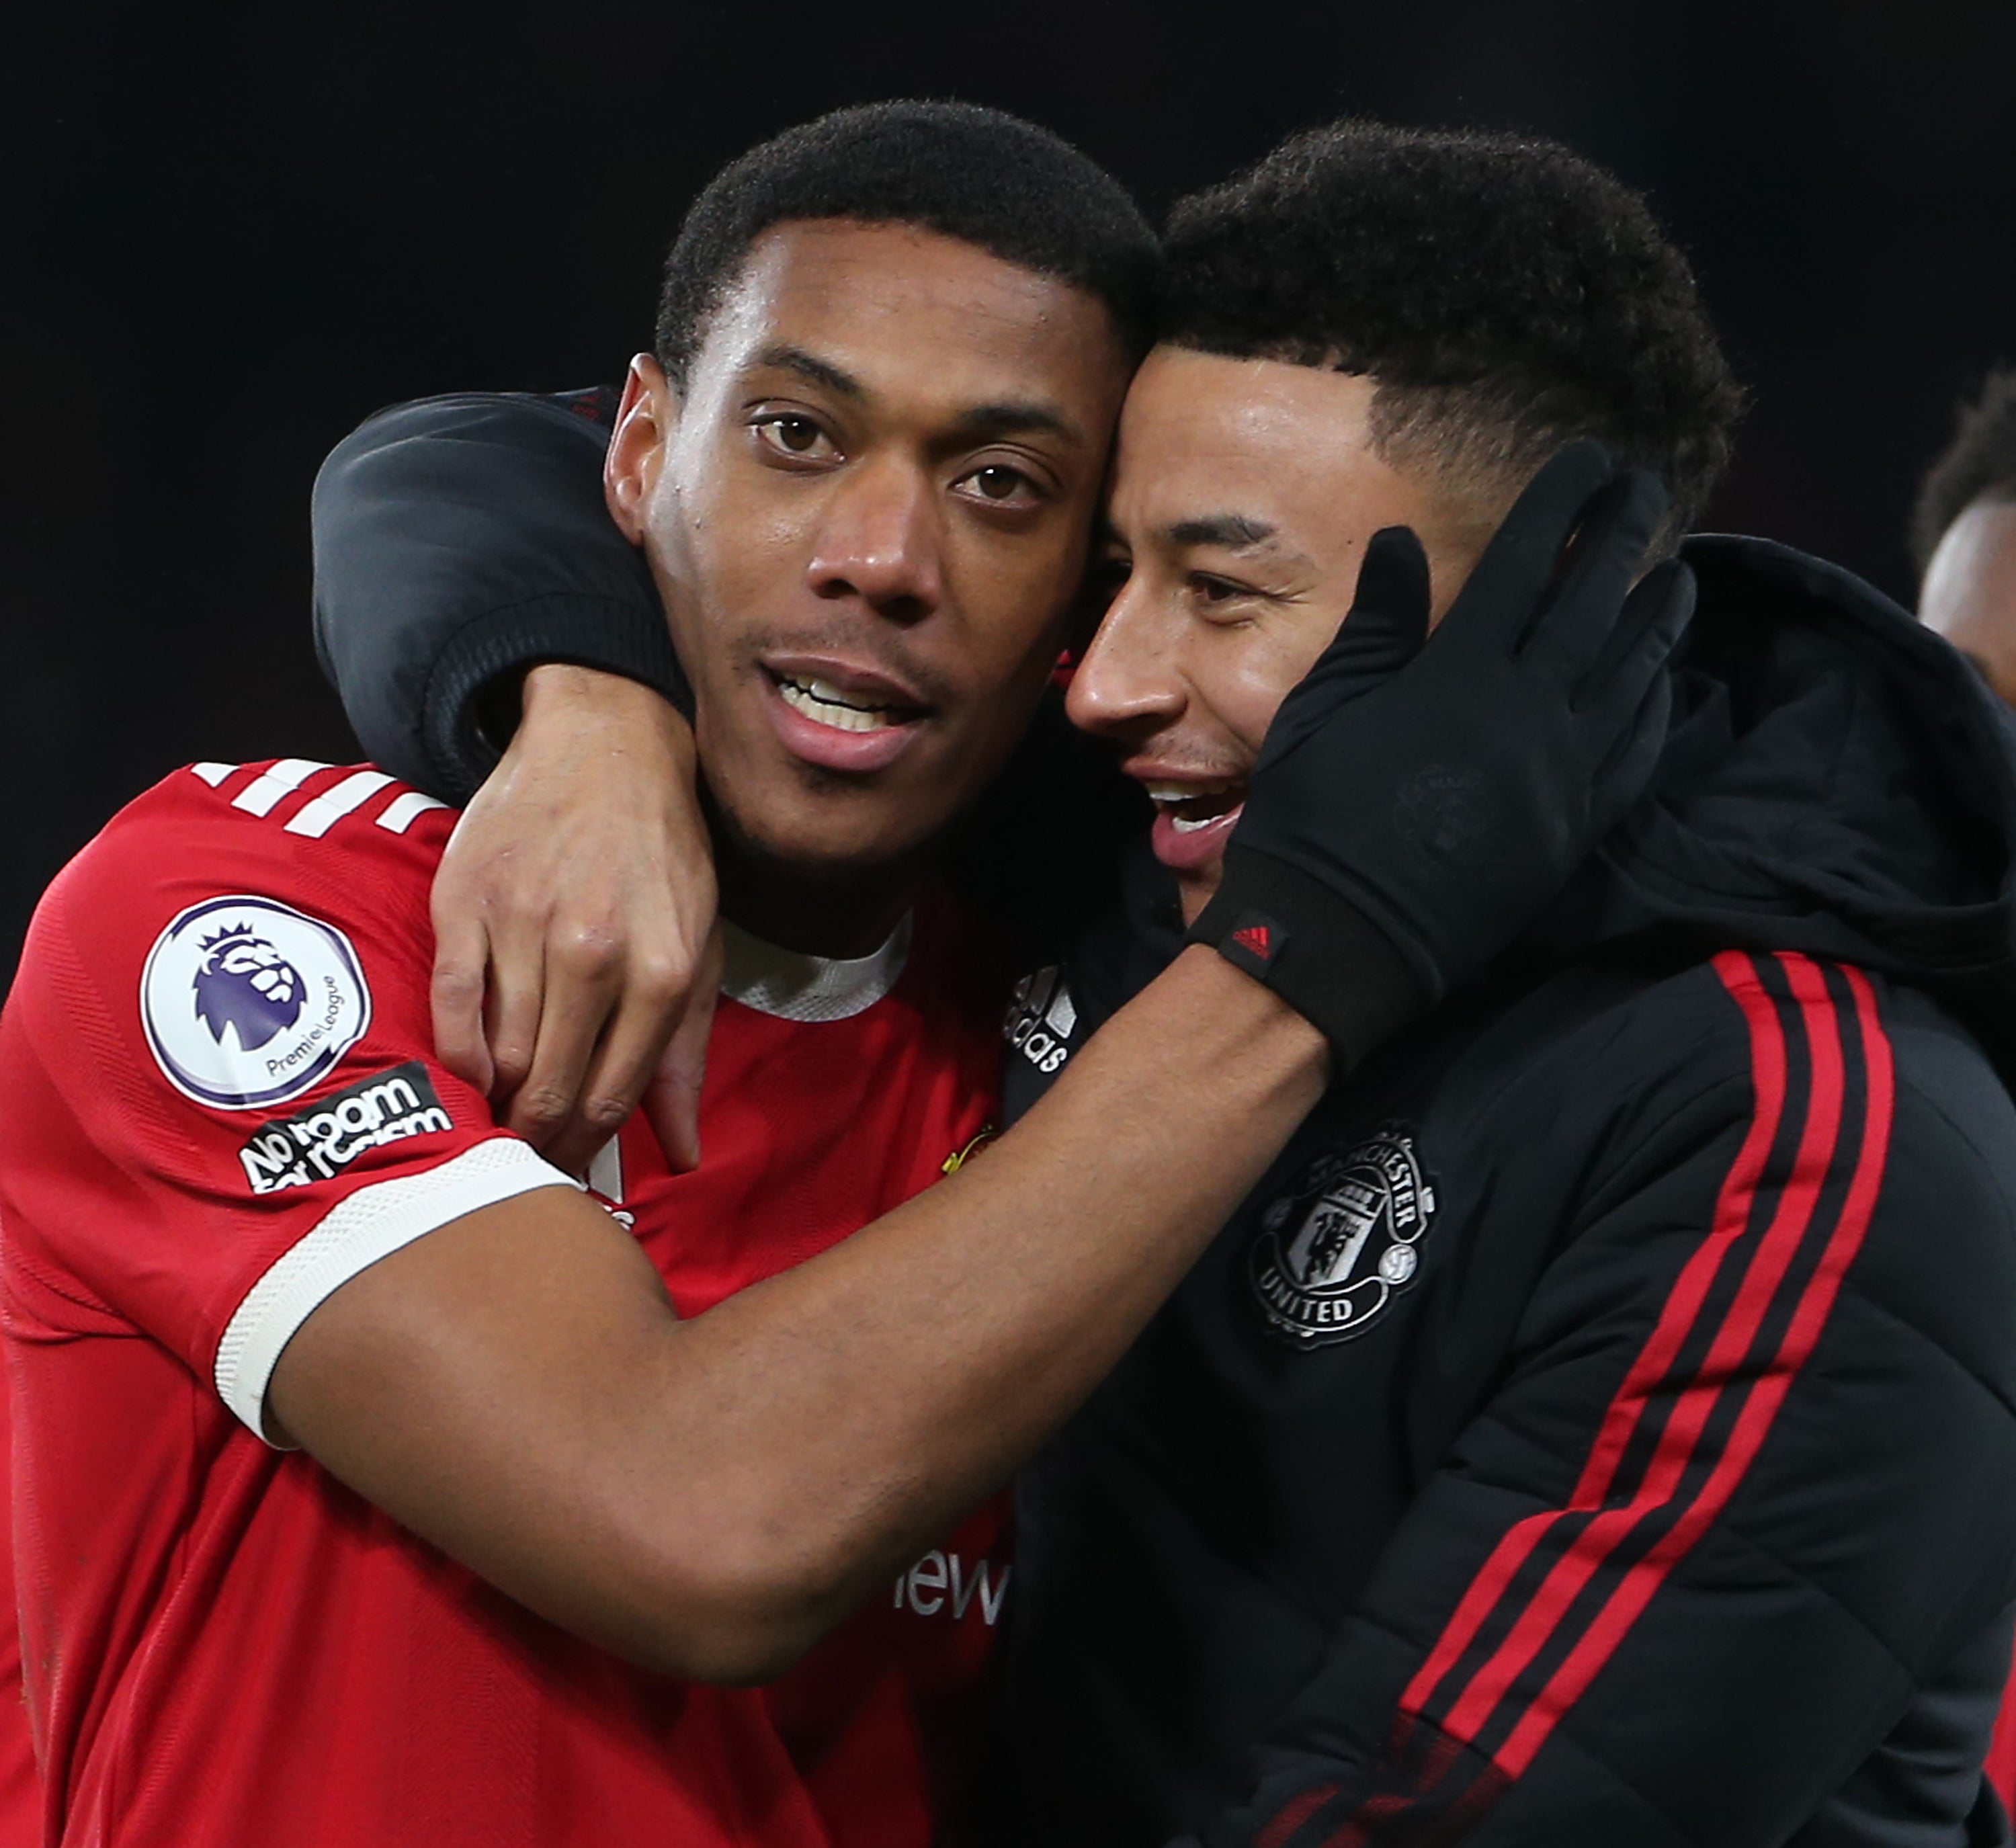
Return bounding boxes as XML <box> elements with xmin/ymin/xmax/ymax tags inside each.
<box><xmin>719</xmin><ymin>913</ymin><xmax>913</xmax><ymax>1023</ymax></box>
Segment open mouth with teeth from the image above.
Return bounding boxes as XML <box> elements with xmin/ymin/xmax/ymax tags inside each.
<box><xmin>1144</xmin><ymin>780</ymin><xmax>1247</xmax><ymax>832</ymax></box>
<box><xmin>771</xmin><ymin>672</ymin><xmax>923</xmax><ymax>733</ymax></box>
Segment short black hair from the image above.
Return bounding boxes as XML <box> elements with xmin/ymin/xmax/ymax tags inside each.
<box><xmin>1159</xmin><ymin>121</ymin><xmax>1743</xmax><ymax>544</ymax></box>
<box><xmin>655</xmin><ymin>101</ymin><xmax>1160</xmax><ymax>384</ymax></box>
<box><xmin>1912</xmin><ymin>367</ymin><xmax>2016</xmax><ymax>573</ymax></box>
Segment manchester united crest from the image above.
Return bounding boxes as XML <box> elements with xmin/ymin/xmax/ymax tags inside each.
<box><xmin>1249</xmin><ymin>1126</ymin><xmax>1437</xmax><ymax>1346</ymax></box>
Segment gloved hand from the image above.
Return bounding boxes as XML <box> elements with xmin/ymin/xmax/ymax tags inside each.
<box><xmin>1187</xmin><ymin>440</ymin><xmax>1695</xmax><ymax>1068</ymax></box>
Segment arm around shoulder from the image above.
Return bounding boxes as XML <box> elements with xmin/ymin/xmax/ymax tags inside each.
<box><xmin>310</xmin><ymin>390</ymin><xmax>685</xmax><ymax>799</ymax></box>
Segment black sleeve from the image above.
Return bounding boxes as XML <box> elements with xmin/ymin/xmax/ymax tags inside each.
<box><xmin>1188</xmin><ymin>956</ymin><xmax>2016</xmax><ymax>1847</ymax></box>
<box><xmin>310</xmin><ymin>387</ymin><xmax>686</xmax><ymax>803</ymax></box>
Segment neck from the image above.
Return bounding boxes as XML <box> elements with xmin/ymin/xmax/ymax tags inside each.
<box><xmin>715</xmin><ymin>847</ymin><xmax>920</xmax><ymax>959</ymax></box>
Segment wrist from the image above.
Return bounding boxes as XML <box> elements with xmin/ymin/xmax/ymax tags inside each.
<box><xmin>1188</xmin><ymin>847</ymin><xmax>1431</xmax><ymax>1072</ymax></box>
<box><xmin>521</xmin><ymin>663</ymin><xmax>683</xmax><ymax>726</ymax></box>
<box><xmin>1168</xmin><ymin>941</ymin><xmax>1330</xmax><ymax>1072</ymax></box>
<box><xmin>517</xmin><ymin>664</ymin><xmax>693</xmax><ymax>763</ymax></box>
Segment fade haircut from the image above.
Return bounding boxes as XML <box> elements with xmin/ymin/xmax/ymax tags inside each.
<box><xmin>1913</xmin><ymin>368</ymin><xmax>2016</xmax><ymax>573</ymax></box>
<box><xmin>654</xmin><ymin>101</ymin><xmax>1161</xmax><ymax>385</ymax></box>
<box><xmin>1159</xmin><ymin>121</ymin><xmax>1743</xmax><ymax>547</ymax></box>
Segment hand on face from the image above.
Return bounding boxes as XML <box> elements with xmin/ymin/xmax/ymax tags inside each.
<box><xmin>1066</xmin><ymin>348</ymin><xmax>1469</xmax><ymax>924</ymax></box>
<box><xmin>1190</xmin><ymin>442</ymin><xmax>1692</xmax><ymax>1063</ymax></box>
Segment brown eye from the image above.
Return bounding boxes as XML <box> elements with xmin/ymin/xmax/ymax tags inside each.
<box><xmin>972</xmin><ymin>466</ymin><xmax>1025</xmax><ymax>500</ymax></box>
<box><xmin>953</xmin><ymin>461</ymin><xmax>1045</xmax><ymax>510</ymax></box>
<box><xmin>751</xmin><ymin>413</ymin><xmax>837</xmax><ymax>462</ymax></box>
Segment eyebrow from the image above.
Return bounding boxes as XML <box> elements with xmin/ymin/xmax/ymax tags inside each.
<box><xmin>950</xmin><ymin>401</ymin><xmax>1085</xmax><ymax>448</ymax></box>
<box><xmin>753</xmin><ymin>343</ymin><xmax>864</xmax><ymax>400</ymax></box>
<box><xmin>1167</xmin><ymin>513</ymin><xmax>1279</xmax><ymax>551</ymax></box>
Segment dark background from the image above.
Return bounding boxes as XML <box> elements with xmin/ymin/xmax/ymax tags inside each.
<box><xmin>7</xmin><ymin>0</ymin><xmax>2015</xmax><ymax>986</ymax></box>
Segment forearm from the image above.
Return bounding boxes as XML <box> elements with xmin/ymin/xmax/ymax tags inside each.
<box><xmin>274</xmin><ymin>948</ymin><xmax>1323</xmax><ymax>1684</ymax></box>
<box><xmin>643</xmin><ymin>945</ymin><xmax>1325</xmax><ymax>1669</ymax></box>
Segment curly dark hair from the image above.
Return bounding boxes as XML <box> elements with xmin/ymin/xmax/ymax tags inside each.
<box><xmin>1159</xmin><ymin>121</ymin><xmax>1744</xmax><ymax>544</ymax></box>
<box><xmin>655</xmin><ymin>101</ymin><xmax>1160</xmax><ymax>385</ymax></box>
<box><xmin>1912</xmin><ymin>367</ymin><xmax>2016</xmax><ymax>572</ymax></box>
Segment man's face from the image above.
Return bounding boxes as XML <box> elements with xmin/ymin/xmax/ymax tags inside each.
<box><xmin>607</xmin><ymin>220</ymin><xmax>1131</xmax><ymax>883</ymax></box>
<box><xmin>1066</xmin><ymin>345</ymin><xmax>1486</xmax><ymax>923</ymax></box>
<box><xmin>1921</xmin><ymin>497</ymin><xmax>2016</xmax><ymax>708</ymax></box>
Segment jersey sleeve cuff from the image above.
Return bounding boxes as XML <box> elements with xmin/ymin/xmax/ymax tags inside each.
<box><xmin>214</xmin><ymin>1138</ymin><xmax>577</xmax><ymax>1446</ymax></box>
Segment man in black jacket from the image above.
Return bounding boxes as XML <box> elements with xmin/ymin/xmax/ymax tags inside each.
<box><xmin>311</xmin><ymin>124</ymin><xmax>2016</xmax><ymax>1844</ymax></box>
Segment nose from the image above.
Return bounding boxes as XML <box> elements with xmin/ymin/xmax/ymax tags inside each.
<box><xmin>1064</xmin><ymin>577</ymin><xmax>1188</xmax><ymax>739</ymax></box>
<box><xmin>805</xmin><ymin>455</ymin><xmax>944</xmax><ymax>624</ymax></box>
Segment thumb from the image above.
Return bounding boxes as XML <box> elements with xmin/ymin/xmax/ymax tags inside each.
<box><xmin>643</xmin><ymin>925</ymin><xmax>722</xmax><ymax>1173</ymax></box>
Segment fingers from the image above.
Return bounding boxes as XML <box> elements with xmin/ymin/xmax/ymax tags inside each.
<box><xmin>541</xmin><ymin>919</ymin><xmax>711</xmax><ymax>1176</ymax></box>
<box><xmin>429</xmin><ymin>889</ymin><xmax>496</xmax><ymax>1093</ymax></box>
<box><xmin>1441</xmin><ymin>439</ymin><xmax>1617</xmax><ymax>657</ymax></box>
<box><xmin>501</xmin><ymin>918</ymin><xmax>625</xmax><ymax>1165</ymax></box>
<box><xmin>1520</xmin><ymin>468</ymin><xmax>1669</xmax><ymax>675</ymax></box>
<box><xmin>1587</xmin><ymin>659</ymin><xmax>1677</xmax><ymax>839</ymax></box>
<box><xmin>643</xmin><ymin>930</ymin><xmax>723</xmax><ymax>1175</ymax></box>
<box><xmin>1574</xmin><ymin>557</ymin><xmax>1696</xmax><ymax>713</ymax></box>
<box><xmin>1333</xmin><ymin>527</ymin><xmax>1433</xmax><ymax>677</ymax></box>
<box><xmin>1260</xmin><ymin>528</ymin><xmax>1431</xmax><ymax>764</ymax></box>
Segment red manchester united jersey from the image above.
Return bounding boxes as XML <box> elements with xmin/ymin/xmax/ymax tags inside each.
<box><xmin>0</xmin><ymin>759</ymin><xmax>1008</xmax><ymax>1848</ymax></box>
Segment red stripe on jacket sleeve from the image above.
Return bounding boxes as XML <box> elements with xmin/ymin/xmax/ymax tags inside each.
<box><xmin>1396</xmin><ymin>950</ymin><xmax>1792</xmax><ymax>1728</ymax></box>
<box><xmin>1395</xmin><ymin>954</ymin><xmax>1894</xmax><ymax>1791</ymax></box>
<box><xmin>1490</xmin><ymin>960</ymin><xmax>1892</xmax><ymax>1775</ymax></box>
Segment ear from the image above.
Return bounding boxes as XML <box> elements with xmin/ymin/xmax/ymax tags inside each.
<box><xmin>604</xmin><ymin>353</ymin><xmax>680</xmax><ymax>544</ymax></box>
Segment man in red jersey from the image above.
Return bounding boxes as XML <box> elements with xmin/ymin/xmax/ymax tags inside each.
<box><xmin>0</xmin><ymin>104</ymin><xmax>1673</xmax><ymax>1848</ymax></box>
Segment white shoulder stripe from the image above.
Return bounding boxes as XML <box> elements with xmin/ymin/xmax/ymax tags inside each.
<box><xmin>230</xmin><ymin>758</ymin><xmax>329</xmax><ymax>818</ymax></box>
<box><xmin>375</xmin><ymin>789</ymin><xmax>452</xmax><ymax>835</ymax></box>
<box><xmin>284</xmin><ymin>769</ymin><xmax>395</xmax><ymax>838</ymax></box>
<box><xmin>214</xmin><ymin>1138</ymin><xmax>576</xmax><ymax>1445</ymax></box>
<box><xmin>190</xmin><ymin>762</ymin><xmax>237</xmax><ymax>788</ymax></box>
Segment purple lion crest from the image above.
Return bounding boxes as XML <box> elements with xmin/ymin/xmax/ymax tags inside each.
<box><xmin>192</xmin><ymin>924</ymin><xmax>304</xmax><ymax>1052</ymax></box>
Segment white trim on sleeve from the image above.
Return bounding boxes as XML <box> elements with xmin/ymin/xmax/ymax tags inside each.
<box><xmin>214</xmin><ymin>1137</ymin><xmax>577</xmax><ymax>1446</ymax></box>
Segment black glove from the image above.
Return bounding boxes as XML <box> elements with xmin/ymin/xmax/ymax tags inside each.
<box><xmin>1188</xmin><ymin>441</ymin><xmax>1695</xmax><ymax>1068</ymax></box>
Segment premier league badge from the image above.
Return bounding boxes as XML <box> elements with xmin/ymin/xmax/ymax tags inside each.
<box><xmin>140</xmin><ymin>895</ymin><xmax>371</xmax><ymax>1109</ymax></box>
<box><xmin>1249</xmin><ymin>1125</ymin><xmax>1437</xmax><ymax>1345</ymax></box>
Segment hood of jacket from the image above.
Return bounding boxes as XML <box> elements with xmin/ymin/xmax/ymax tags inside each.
<box><xmin>1541</xmin><ymin>534</ymin><xmax>2016</xmax><ymax>1071</ymax></box>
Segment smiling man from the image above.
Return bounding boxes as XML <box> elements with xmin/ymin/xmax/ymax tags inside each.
<box><xmin>0</xmin><ymin>105</ymin><xmax>1687</xmax><ymax>1848</ymax></box>
<box><xmin>1001</xmin><ymin>139</ymin><xmax>2016</xmax><ymax>1843</ymax></box>
<box><xmin>311</xmin><ymin>120</ymin><xmax>2016</xmax><ymax>1846</ymax></box>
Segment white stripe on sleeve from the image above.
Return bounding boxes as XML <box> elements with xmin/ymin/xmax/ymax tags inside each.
<box><xmin>214</xmin><ymin>1138</ymin><xmax>577</xmax><ymax>1445</ymax></box>
<box><xmin>230</xmin><ymin>759</ymin><xmax>329</xmax><ymax>818</ymax></box>
<box><xmin>284</xmin><ymin>769</ymin><xmax>395</xmax><ymax>838</ymax></box>
<box><xmin>375</xmin><ymin>790</ymin><xmax>453</xmax><ymax>835</ymax></box>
